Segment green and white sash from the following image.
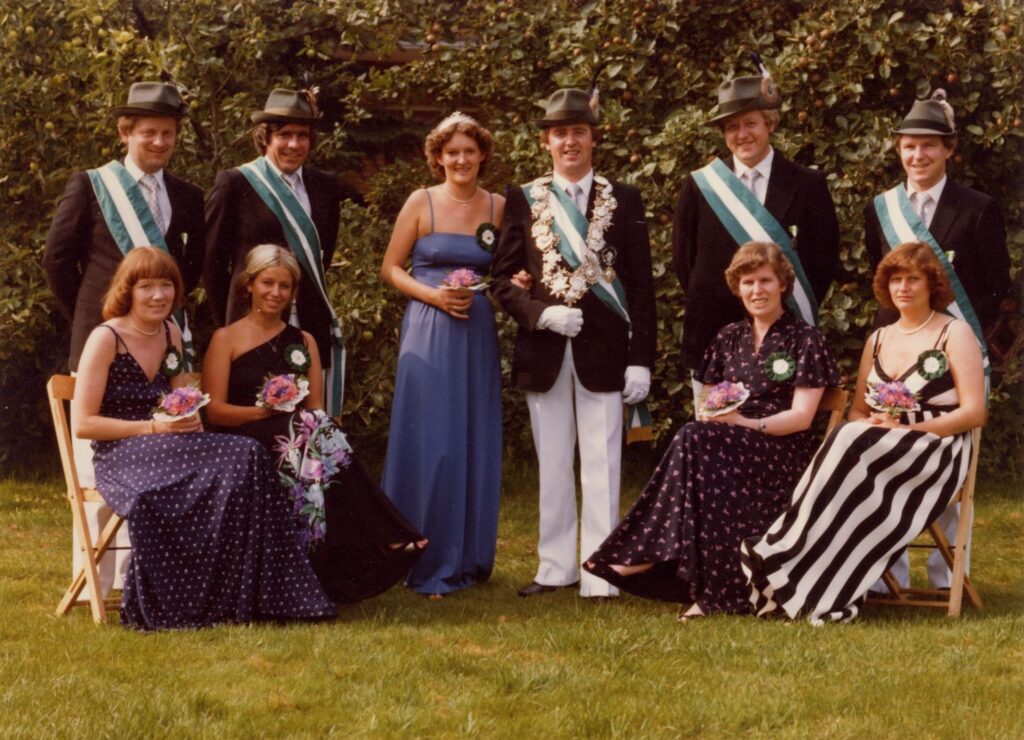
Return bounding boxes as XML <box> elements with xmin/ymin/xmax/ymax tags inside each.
<box><xmin>238</xmin><ymin>157</ymin><xmax>346</xmax><ymax>417</ymax></box>
<box><xmin>87</xmin><ymin>160</ymin><xmax>194</xmax><ymax>367</ymax></box>
<box><xmin>691</xmin><ymin>158</ymin><xmax>818</xmax><ymax>326</ymax></box>
<box><xmin>873</xmin><ymin>185</ymin><xmax>990</xmax><ymax>401</ymax></box>
<box><xmin>522</xmin><ymin>178</ymin><xmax>652</xmax><ymax>442</ymax></box>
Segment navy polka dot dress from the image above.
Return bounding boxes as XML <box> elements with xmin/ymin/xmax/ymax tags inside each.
<box><xmin>584</xmin><ymin>313</ymin><xmax>839</xmax><ymax>614</ymax></box>
<box><xmin>91</xmin><ymin>326</ymin><xmax>335</xmax><ymax>630</ymax></box>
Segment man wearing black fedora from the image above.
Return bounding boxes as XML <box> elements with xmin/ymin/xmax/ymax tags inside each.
<box><xmin>672</xmin><ymin>69</ymin><xmax>839</xmax><ymax>402</ymax></box>
<box><xmin>864</xmin><ymin>90</ymin><xmax>1009</xmax><ymax>593</ymax></box>
<box><xmin>492</xmin><ymin>87</ymin><xmax>656</xmax><ymax>600</ymax></box>
<box><xmin>204</xmin><ymin>87</ymin><xmax>343</xmax><ymax>410</ymax></box>
<box><xmin>43</xmin><ymin>79</ymin><xmax>206</xmax><ymax>595</ymax></box>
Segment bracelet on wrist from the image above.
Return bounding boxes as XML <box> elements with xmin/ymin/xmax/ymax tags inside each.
<box><xmin>759</xmin><ymin>418</ymin><xmax>767</xmax><ymax>434</ymax></box>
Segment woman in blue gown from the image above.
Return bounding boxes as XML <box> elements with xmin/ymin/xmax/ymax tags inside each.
<box><xmin>73</xmin><ymin>247</ymin><xmax>334</xmax><ymax>630</ymax></box>
<box><xmin>379</xmin><ymin>112</ymin><xmax>506</xmax><ymax>597</ymax></box>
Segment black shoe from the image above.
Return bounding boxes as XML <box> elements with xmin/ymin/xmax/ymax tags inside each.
<box><xmin>517</xmin><ymin>581</ymin><xmax>578</xmax><ymax>598</ymax></box>
<box><xmin>583</xmin><ymin>595</ymin><xmax>614</xmax><ymax>603</ymax></box>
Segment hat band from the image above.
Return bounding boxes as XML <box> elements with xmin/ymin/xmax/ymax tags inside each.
<box><xmin>261</xmin><ymin>107</ymin><xmax>314</xmax><ymax>118</ymax></box>
<box><xmin>117</xmin><ymin>102</ymin><xmax>185</xmax><ymax>116</ymax></box>
<box><xmin>716</xmin><ymin>97</ymin><xmax>759</xmax><ymax>118</ymax></box>
<box><xmin>897</xmin><ymin>118</ymin><xmax>953</xmax><ymax>134</ymax></box>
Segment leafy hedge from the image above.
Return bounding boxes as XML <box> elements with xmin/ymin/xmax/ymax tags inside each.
<box><xmin>1</xmin><ymin>0</ymin><xmax>1021</xmax><ymax>475</ymax></box>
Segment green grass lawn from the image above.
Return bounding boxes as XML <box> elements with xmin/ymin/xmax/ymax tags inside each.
<box><xmin>1</xmin><ymin>473</ymin><xmax>1021</xmax><ymax>739</ymax></box>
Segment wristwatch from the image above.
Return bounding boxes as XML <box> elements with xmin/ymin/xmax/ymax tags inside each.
<box><xmin>759</xmin><ymin>419</ymin><xmax>767</xmax><ymax>434</ymax></box>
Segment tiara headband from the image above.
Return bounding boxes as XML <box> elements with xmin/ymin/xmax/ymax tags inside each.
<box><xmin>435</xmin><ymin>111</ymin><xmax>479</xmax><ymax>131</ymax></box>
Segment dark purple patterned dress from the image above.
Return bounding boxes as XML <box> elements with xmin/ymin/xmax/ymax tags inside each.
<box><xmin>584</xmin><ymin>312</ymin><xmax>838</xmax><ymax>614</ymax></box>
<box><xmin>91</xmin><ymin>325</ymin><xmax>335</xmax><ymax>630</ymax></box>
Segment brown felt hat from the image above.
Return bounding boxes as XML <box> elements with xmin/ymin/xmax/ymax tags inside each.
<box><xmin>892</xmin><ymin>90</ymin><xmax>956</xmax><ymax>136</ymax></box>
<box><xmin>111</xmin><ymin>82</ymin><xmax>189</xmax><ymax>119</ymax></box>
<box><xmin>707</xmin><ymin>75</ymin><xmax>781</xmax><ymax>126</ymax></box>
<box><xmin>534</xmin><ymin>88</ymin><xmax>599</xmax><ymax>128</ymax></box>
<box><xmin>251</xmin><ymin>88</ymin><xmax>323</xmax><ymax>124</ymax></box>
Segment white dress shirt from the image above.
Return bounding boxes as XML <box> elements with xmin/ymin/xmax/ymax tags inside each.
<box><xmin>552</xmin><ymin>169</ymin><xmax>594</xmax><ymax>216</ymax></box>
<box><xmin>124</xmin><ymin>155</ymin><xmax>172</xmax><ymax>228</ymax></box>
<box><xmin>906</xmin><ymin>175</ymin><xmax>947</xmax><ymax>229</ymax></box>
<box><xmin>267</xmin><ymin>160</ymin><xmax>312</xmax><ymax>216</ymax></box>
<box><xmin>733</xmin><ymin>147</ymin><xmax>774</xmax><ymax>205</ymax></box>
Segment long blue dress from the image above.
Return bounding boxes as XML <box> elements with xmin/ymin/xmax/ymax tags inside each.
<box><xmin>91</xmin><ymin>324</ymin><xmax>335</xmax><ymax>630</ymax></box>
<box><xmin>381</xmin><ymin>191</ymin><xmax>502</xmax><ymax>595</ymax></box>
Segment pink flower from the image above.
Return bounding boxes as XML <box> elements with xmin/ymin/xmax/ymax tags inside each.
<box><xmin>703</xmin><ymin>381</ymin><xmax>747</xmax><ymax>411</ymax></box>
<box><xmin>300</xmin><ymin>457</ymin><xmax>325</xmax><ymax>481</ymax></box>
<box><xmin>260</xmin><ymin>375</ymin><xmax>299</xmax><ymax>407</ymax></box>
<box><xmin>443</xmin><ymin>268</ymin><xmax>481</xmax><ymax>288</ymax></box>
<box><xmin>158</xmin><ymin>386</ymin><xmax>204</xmax><ymax>417</ymax></box>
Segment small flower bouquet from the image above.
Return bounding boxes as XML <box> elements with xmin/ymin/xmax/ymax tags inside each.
<box><xmin>273</xmin><ymin>409</ymin><xmax>353</xmax><ymax>546</ymax></box>
<box><xmin>440</xmin><ymin>268</ymin><xmax>487</xmax><ymax>292</ymax></box>
<box><xmin>701</xmin><ymin>381</ymin><xmax>750</xmax><ymax>418</ymax></box>
<box><xmin>865</xmin><ymin>380</ymin><xmax>920</xmax><ymax>418</ymax></box>
<box><xmin>256</xmin><ymin>373</ymin><xmax>310</xmax><ymax>413</ymax></box>
<box><xmin>152</xmin><ymin>384</ymin><xmax>209</xmax><ymax>422</ymax></box>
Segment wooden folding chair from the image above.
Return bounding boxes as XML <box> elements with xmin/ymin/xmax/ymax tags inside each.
<box><xmin>47</xmin><ymin>374</ymin><xmax>125</xmax><ymax>624</ymax></box>
<box><xmin>865</xmin><ymin>427</ymin><xmax>983</xmax><ymax>617</ymax></box>
<box><xmin>818</xmin><ymin>387</ymin><xmax>849</xmax><ymax>436</ymax></box>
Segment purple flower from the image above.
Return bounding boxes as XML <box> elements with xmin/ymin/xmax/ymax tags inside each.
<box><xmin>443</xmin><ymin>268</ymin><xmax>481</xmax><ymax>288</ymax></box>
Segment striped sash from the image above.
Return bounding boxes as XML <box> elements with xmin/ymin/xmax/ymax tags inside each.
<box><xmin>87</xmin><ymin>161</ymin><xmax>194</xmax><ymax>367</ymax></box>
<box><xmin>691</xmin><ymin>158</ymin><xmax>818</xmax><ymax>326</ymax></box>
<box><xmin>873</xmin><ymin>186</ymin><xmax>990</xmax><ymax>401</ymax></box>
<box><xmin>523</xmin><ymin>178</ymin><xmax>651</xmax><ymax>442</ymax></box>
<box><xmin>238</xmin><ymin>157</ymin><xmax>346</xmax><ymax>417</ymax></box>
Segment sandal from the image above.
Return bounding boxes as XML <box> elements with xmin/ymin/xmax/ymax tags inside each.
<box><xmin>677</xmin><ymin>604</ymin><xmax>706</xmax><ymax>623</ymax></box>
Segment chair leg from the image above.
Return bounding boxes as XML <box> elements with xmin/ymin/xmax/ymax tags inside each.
<box><xmin>57</xmin><ymin>493</ymin><xmax>108</xmax><ymax>623</ymax></box>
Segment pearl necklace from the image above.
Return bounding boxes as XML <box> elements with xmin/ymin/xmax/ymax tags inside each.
<box><xmin>895</xmin><ymin>309</ymin><xmax>935</xmax><ymax>335</ymax></box>
<box><xmin>442</xmin><ymin>184</ymin><xmax>479</xmax><ymax>206</ymax></box>
<box><xmin>129</xmin><ymin>318</ymin><xmax>161</xmax><ymax>336</ymax></box>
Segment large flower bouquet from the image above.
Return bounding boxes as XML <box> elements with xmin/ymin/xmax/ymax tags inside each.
<box><xmin>865</xmin><ymin>380</ymin><xmax>920</xmax><ymax>418</ymax></box>
<box><xmin>701</xmin><ymin>381</ymin><xmax>750</xmax><ymax>418</ymax></box>
<box><xmin>273</xmin><ymin>409</ymin><xmax>353</xmax><ymax>546</ymax></box>
<box><xmin>152</xmin><ymin>384</ymin><xmax>210</xmax><ymax>422</ymax></box>
<box><xmin>440</xmin><ymin>267</ymin><xmax>487</xmax><ymax>291</ymax></box>
<box><xmin>256</xmin><ymin>373</ymin><xmax>310</xmax><ymax>413</ymax></box>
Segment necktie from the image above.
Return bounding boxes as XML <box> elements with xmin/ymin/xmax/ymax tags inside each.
<box><xmin>917</xmin><ymin>193</ymin><xmax>933</xmax><ymax>227</ymax></box>
<box><xmin>743</xmin><ymin>170</ymin><xmax>759</xmax><ymax>197</ymax></box>
<box><xmin>140</xmin><ymin>174</ymin><xmax>166</xmax><ymax>234</ymax></box>
<box><xmin>568</xmin><ymin>183</ymin><xmax>585</xmax><ymax>214</ymax></box>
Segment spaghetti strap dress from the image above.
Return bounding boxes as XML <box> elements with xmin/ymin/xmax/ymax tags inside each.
<box><xmin>742</xmin><ymin>321</ymin><xmax>974</xmax><ymax>623</ymax></box>
<box><xmin>90</xmin><ymin>323</ymin><xmax>335</xmax><ymax>630</ymax></box>
<box><xmin>381</xmin><ymin>190</ymin><xmax>502</xmax><ymax>595</ymax></box>
<box><xmin>224</xmin><ymin>323</ymin><xmax>424</xmax><ymax>604</ymax></box>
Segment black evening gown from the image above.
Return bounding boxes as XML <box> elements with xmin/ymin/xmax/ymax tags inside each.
<box><xmin>225</xmin><ymin>324</ymin><xmax>424</xmax><ymax>603</ymax></box>
<box><xmin>91</xmin><ymin>325</ymin><xmax>335</xmax><ymax>630</ymax></box>
<box><xmin>584</xmin><ymin>313</ymin><xmax>839</xmax><ymax>614</ymax></box>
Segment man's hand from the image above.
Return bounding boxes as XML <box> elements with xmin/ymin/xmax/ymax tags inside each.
<box><xmin>537</xmin><ymin>306</ymin><xmax>583</xmax><ymax>337</ymax></box>
<box><xmin>622</xmin><ymin>366</ymin><xmax>651</xmax><ymax>404</ymax></box>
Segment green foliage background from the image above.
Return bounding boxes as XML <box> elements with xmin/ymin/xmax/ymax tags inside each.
<box><xmin>1</xmin><ymin>0</ymin><xmax>1021</xmax><ymax>475</ymax></box>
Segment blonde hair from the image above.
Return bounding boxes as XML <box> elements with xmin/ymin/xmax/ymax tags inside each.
<box><xmin>234</xmin><ymin>244</ymin><xmax>301</xmax><ymax>317</ymax></box>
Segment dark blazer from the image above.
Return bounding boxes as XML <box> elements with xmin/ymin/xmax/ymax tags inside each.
<box><xmin>203</xmin><ymin>166</ymin><xmax>340</xmax><ymax>366</ymax></box>
<box><xmin>42</xmin><ymin>169</ymin><xmax>206</xmax><ymax>371</ymax></box>
<box><xmin>672</xmin><ymin>151</ymin><xmax>840</xmax><ymax>371</ymax></box>
<box><xmin>864</xmin><ymin>178</ymin><xmax>1010</xmax><ymax>332</ymax></box>
<box><xmin>491</xmin><ymin>178</ymin><xmax>656</xmax><ymax>393</ymax></box>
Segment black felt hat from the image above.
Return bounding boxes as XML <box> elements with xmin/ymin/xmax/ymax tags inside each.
<box><xmin>534</xmin><ymin>88</ymin><xmax>599</xmax><ymax>128</ymax></box>
<box><xmin>251</xmin><ymin>88</ymin><xmax>323</xmax><ymax>124</ymax></box>
<box><xmin>707</xmin><ymin>75</ymin><xmax>781</xmax><ymax>126</ymax></box>
<box><xmin>111</xmin><ymin>82</ymin><xmax>189</xmax><ymax>119</ymax></box>
<box><xmin>892</xmin><ymin>89</ymin><xmax>956</xmax><ymax>135</ymax></box>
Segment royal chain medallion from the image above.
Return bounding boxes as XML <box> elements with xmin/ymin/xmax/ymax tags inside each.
<box><xmin>528</xmin><ymin>175</ymin><xmax>617</xmax><ymax>306</ymax></box>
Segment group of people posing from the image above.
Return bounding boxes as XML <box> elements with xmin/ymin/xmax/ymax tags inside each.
<box><xmin>42</xmin><ymin>63</ymin><xmax>1009</xmax><ymax>630</ymax></box>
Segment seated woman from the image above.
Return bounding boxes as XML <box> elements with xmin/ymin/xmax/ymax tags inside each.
<box><xmin>742</xmin><ymin>242</ymin><xmax>985</xmax><ymax>623</ymax></box>
<box><xmin>584</xmin><ymin>242</ymin><xmax>838</xmax><ymax>621</ymax></box>
<box><xmin>203</xmin><ymin>244</ymin><xmax>426</xmax><ymax>604</ymax></box>
<box><xmin>73</xmin><ymin>247</ymin><xmax>334</xmax><ymax>630</ymax></box>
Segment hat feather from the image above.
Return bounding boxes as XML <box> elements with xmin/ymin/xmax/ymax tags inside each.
<box><xmin>930</xmin><ymin>88</ymin><xmax>956</xmax><ymax>132</ymax></box>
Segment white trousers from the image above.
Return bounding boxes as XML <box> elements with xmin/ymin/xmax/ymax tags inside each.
<box><xmin>876</xmin><ymin>502</ymin><xmax>971</xmax><ymax>590</ymax></box>
<box><xmin>525</xmin><ymin>343</ymin><xmax>622</xmax><ymax>597</ymax></box>
<box><xmin>69</xmin><ymin>382</ymin><xmax>130</xmax><ymax>601</ymax></box>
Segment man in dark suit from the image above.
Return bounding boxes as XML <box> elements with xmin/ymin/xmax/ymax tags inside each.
<box><xmin>672</xmin><ymin>73</ymin><xmax>839</xmax><ymax>397</ymax></box>
<box><xmin>864</xmin><ymin>90</ymin><xmax>1010</xmax><ymax>334</ymax></box>
<box><xmin>43</xmin><ymin>81</ymin><xmax>205</xmax><ymax>373</ymax></box>
<box><xmin>203</xmin><ymin>88</ymin><xmax>339</xmax><ymax>367</ymax></box>
<box><xmin>42</xmin><ymin>80</ymin><xmax>205</xmax><ymax>596</ymax></box>
<box><xmin>864</xmin><ymin>90</ymin><xmax>1010</xmax><ymax>592</ymax></box>
<box><xmin>492</xmin><ymin>88</ymin><xmax>656</xmax><ymax>600</ymax></box>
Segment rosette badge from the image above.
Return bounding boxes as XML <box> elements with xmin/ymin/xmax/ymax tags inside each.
<box><xmin>476</xmin><ymin>223</ymin><xmax>498</xmax><ymax>252</ymax></box>
<box><xmin>284</xmin><ymin>344</ymin><xmax>311</xmax><ymax>374</ymax></box>
<box><xmin>764</xmin><ymin>352</ymin><xmax>796</xmax><ymax>382</ymax></box>
<box><xmin>917</xmin><ymin>350</ymin><xmax>948</xmax><ymax>380</ymax></box>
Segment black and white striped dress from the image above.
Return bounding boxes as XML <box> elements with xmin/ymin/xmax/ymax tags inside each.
<box><xmin>741</xmin><ymin>321</ymin><xmax>974</xmax><ymax>623</ymax></box>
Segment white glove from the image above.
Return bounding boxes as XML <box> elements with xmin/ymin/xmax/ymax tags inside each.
<box><xmin>537</xmin><ymin>306</ymin><xmax>583</xmax><ymax>337</ymax></box>
<box><xmin>622</xmin><ymin>366</ymin><xmax>651</xmax><ymax>405</ymax></box>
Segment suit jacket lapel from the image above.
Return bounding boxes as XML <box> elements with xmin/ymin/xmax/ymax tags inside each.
<box><xmin>305</xmin><ymin>170</ymin><xmax>329</xmax><ymax>244</ymax></box>
<box><xmin>764</xmin><ymin>153</ymin><xmax>797</xmax><ymax>222</ymax></box>
<box><xmin>928</xmin><ymin>179</ymin><xmax>960</xmax><ymax>247</ymax></box>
